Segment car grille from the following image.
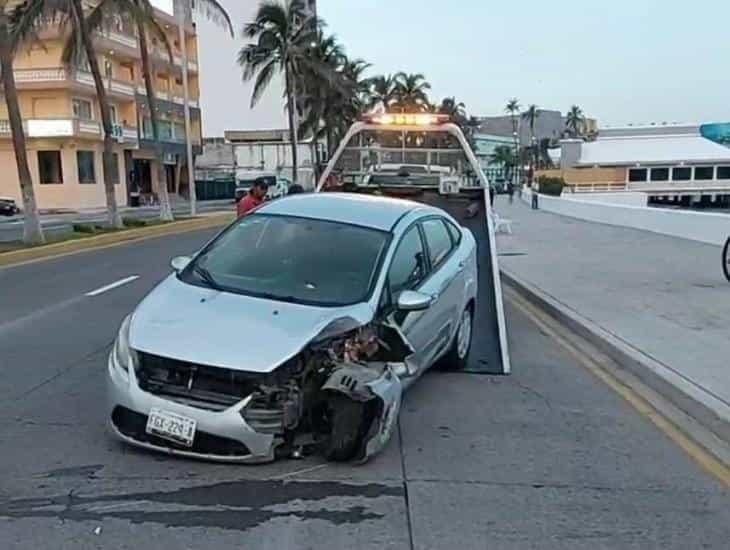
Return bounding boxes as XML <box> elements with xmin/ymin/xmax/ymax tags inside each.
<box><xmin>111</xmin><ymin>406</ymin><xmax>251</xmax><ymax>457</ymax></box>
<box><xmin>136</xmin><ymin>352</ymin><xmax>261</xmax><ymax>411</ymax></box>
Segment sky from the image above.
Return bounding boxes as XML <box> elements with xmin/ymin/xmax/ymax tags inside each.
<box><xmin>194</xmin><ymin>0</ymin><xmax>730</xmax><ymax>137</ymax></box>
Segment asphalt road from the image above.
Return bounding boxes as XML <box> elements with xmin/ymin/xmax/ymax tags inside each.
<box><xmin>1</xmin><ymin>225</ymin><xmax>729</xmax><ymax>549</ymax></box>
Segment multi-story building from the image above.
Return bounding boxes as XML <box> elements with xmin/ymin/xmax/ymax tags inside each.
<box><xmin>0</xmin><ymin>2</ymin><xmax>202</xmax><ymax>210</ymax></box>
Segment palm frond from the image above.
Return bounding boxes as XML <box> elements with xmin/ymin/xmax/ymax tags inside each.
<box><xmin>193</xmin><ymin>0</ymin><xmax>233</xmax><ymax>36</ymax></box>
<box><xmin>250</xmin><ymin>57</ymin><xmax>277</xmax><ymax>107</ymax></box>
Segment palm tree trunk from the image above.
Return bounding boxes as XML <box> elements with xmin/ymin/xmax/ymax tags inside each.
<box><xmin>137</xmin><ymin>24</ymin><xmax>173</xmax><ymax>221</ymax></box>
<box><xmin>70</xmin><ymin>0</ymin><xmax>123</xmax><ymax>229</ymax></box>
<box><xmin>0</xmin><ymin>50</ymin><xmax>44</xmax><ymax>244</ymax></box>
<box><xmin>284</xmin><ymin>62</ymin><xmax>298</xmax><ymax>185</ymax></box>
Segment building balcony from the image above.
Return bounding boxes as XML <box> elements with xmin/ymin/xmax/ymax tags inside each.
<box><xmin>151</xmin><ymin>46</ymin><xmax>199</xmax><ymax>73</ymax></box>
<box><xmin>135</xmin><ymin>85</ymin><xmax>199</xmax><ymax>108</ymax></box>
<box><xmin>11</xmin><ymin>68</ymin><xmax>137</xmax><ymax>101</ymax></box>
<box><xmin>0</xmin><ymin>118</ymin><xmax>138</xmax><ymax>145</ymax></box>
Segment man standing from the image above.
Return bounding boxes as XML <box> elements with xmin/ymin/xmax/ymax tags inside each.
<box><xmin>237</xmin><ymin>178</ymin><xmax>269</xmax><ymax>217</ymax></box>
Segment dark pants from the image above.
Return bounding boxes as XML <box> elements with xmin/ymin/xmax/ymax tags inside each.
<box><xmin>531</xmin><ymin>192</ymin><xmax>539</xmax><ymax>210</ymax></box>
<box><xmin>489</xmin><ymin>188</ymin><xmax>495</xmax><ymax>206</ymax></box>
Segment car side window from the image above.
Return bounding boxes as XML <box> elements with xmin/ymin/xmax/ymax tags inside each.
<box><xmin>388</xmin><ymin>226</ymin><xmax>427</xmax><ymax>295</ymax></box>
<box><xmin>422</xmin><ymin>218</ymin><xmax>455</xmax><ymax>269</ymax></box>
<box><xmin>445</xmin><ymin>220</ymin><xmax>462</xmax><ymax>246</ymax></box>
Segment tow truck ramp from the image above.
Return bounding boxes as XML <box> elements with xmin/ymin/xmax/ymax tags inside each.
<box><xmin>315</xmin><ymin>114</ymin><xmax>510</xmax><ymax>375</ymax></box>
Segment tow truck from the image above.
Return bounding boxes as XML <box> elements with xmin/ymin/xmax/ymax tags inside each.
<box><xmin>315</xmin><ymin>113</ymin><xmax>511</xmax><ymax>375</ymax></box>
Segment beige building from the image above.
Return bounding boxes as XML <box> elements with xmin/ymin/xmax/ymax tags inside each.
<box><xmin>0</xmin><ymin>3</ymin><xmax>202</xmax><ymax>210</ymax></box>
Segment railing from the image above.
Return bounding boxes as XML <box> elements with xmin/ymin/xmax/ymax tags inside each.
<box><xmin>75</xmin><ymin>70</ymin><xmax>135</xmax><ymax>97</ymax></box>
<box><xmin>568</xmin><ymin>182</ymin><xmax>628</xmax><ymax>193</ymax></box>
<box><xmin>13</xmin><ymin>68</ymin><xmax>67</xmax><ymax>82</ymax></box>
<box><xmin>101</xmin><ymin>30</ymin><xmax>138</xmax><ymax>50</ymax></box>
<box><xmin>0</xmin><ymin>118</ymin><xmax>138</xmax><ymax>141</ymax></box>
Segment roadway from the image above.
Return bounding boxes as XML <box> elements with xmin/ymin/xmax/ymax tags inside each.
<box><xmin>0</xmin><ymin>225</ymin><xmax>729</xmax><ymax>549</ymax></box>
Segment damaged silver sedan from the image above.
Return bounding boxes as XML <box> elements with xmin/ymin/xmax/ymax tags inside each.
<box><xmin>107</xmin><ymin>193</ymin><xmax>477</xmax><ymax>463</ymax></box>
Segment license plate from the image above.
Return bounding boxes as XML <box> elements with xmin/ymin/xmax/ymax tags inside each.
<box><xmin>146</xmin><ymin>408</ymin><xmax>196</xmax><ymax>447</ymax></box>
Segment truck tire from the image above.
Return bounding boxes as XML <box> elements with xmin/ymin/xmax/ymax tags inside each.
<box><xmin>439</xmin><ymin>304</ymin><xmax>474</xmax><ymax>371</ymax></box>
<box><xmin>322</xmin><ymin>394</ymin><xmax>366</xmax><ymax>461</ymax></box>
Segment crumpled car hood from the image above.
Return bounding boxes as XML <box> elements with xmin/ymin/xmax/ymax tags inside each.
<box><xmin>129</xmin><ymin>275</ymin><xmax>374</xmax><ymax>372</ymax></box>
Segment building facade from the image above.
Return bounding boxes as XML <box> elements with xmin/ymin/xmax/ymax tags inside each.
<box><xmin>542</xmin><ymin>124</ymin><xmax>730</xmax><ymax>204</ymax></box>
<box><xmin>0</xmin><ymin>2</ymin><xmax>202</xmax><ymax>210</ymax></box>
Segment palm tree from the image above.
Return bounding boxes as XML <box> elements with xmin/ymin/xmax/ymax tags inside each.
<box><xmin>239</xmin><ymin>0</ymin><xmax>319</xmax><ymax>185</ymax></box>
<box><xmin>393</xmin><ymin>72</ymin><xmax>430</xmax><ymax>112</ymax></box>
<box><xmin>366</xmin><ymin>74</ymin><xmax>396</xmax><ymax>112</ymax></box>
<box><xmin>522</xmin><ymin>104</ymin><xmax>539</xmax><ymax>183</ymax></box>
<box><xmin>491</xmin><ymin>144</ymin><xmax>515</xmax><ymax>181</ymax></box>
<box><xmin>565</xmin><ymin>105</ymin><xmax>585</xmax><ymax>138</ymax></box>
<box><xmin>438</xmin><ymin>97</ymin><xmax>466</xmax><ymax>123</ymax></box>
<box><xmin>1</xmin><ymin>0</ymin><xmax>44</xmax><ymax>244</ymax></box>
<box><xmin>505</xmin><ymin>98</ymin><xmax>520</xmax><ymax>186</ymax></box>
<box><xmin>85</xmin><ymin>0</ymin><xmax>232</xmax><ymax>221</ymax></box>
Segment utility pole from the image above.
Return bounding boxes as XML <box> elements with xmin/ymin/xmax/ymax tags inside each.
<box><xmin>177</xmin><ymin>0</ymin><xmax>196</xmax><ymax>216</ymax></box>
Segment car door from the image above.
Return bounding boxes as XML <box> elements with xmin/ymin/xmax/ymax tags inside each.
<box><xmin>417</xmin><ymin>217</ymin><xmax>464</xmax><ymax>367</ymax></box>
<box><xmin>382</xmin><ymin>224</ymin><xmax>432</xmax><ymax>379</ymax></box>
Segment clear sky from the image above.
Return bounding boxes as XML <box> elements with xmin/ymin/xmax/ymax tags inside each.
<box><xmin>195</xmin><ymin>0</ymin><xmax>730</xmax><ymax>136</ymax></box>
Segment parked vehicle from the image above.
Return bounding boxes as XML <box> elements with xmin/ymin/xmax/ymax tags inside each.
<box><xmin>0</xmin><ymin>197</ymin><xmax>20</xmax><ymax>216</ymax></box>
<box><xmin>234</xmin><ymin>175</ymin><xmax>291</xmax><ymax>202</ymax></box>
<box><xmin>107</xmin><ymin>193</ymin><xmax>477</xmax><ymax>463</ymax></box>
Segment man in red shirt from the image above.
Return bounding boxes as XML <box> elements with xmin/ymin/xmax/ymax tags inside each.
<box><xmin>237</xmin><ymin>178</ymin><xmax>269</xmax><ymax>217</ymax></box>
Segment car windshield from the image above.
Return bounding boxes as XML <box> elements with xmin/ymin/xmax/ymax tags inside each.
<box><xmin>181</xmin><ymin>214</ymin><xmax>389</xmax><ymax>306</ymax></box>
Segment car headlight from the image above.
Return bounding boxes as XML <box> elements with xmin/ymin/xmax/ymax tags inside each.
<box><xmin>112</xmin><ymin>315</ymin><xmax>139</xmax><ymax>373</ymax></box>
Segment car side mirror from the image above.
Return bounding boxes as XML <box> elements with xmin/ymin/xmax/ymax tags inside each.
<box><xmin>170</xmin><ymin>255</ymin><xmax>191</xmax><ymax>273</ymax></box>
<box><xmin>396</xmin><ymin>290</ymin><xmax>432</xmax><ymax>312</ymax></box>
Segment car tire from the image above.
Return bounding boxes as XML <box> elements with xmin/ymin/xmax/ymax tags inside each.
<box><xmin>322</xmin><ymin>394</ymin><xmax>366</xmax><ymax>461</ymax></box>
<box><xmin>439</xmin><ymin>303</ymin><xmax>474</xmax><ymax>371</ymax></box>
<box><xmin>723</xmin><ymin>237</ymin><xmax>730</xmax><ymax>283</ymax></box>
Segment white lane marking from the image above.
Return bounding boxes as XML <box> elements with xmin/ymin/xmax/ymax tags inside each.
<box><xmin>85</xmin><ymin>275</ymin><xmax>140</xmax><ymax>297</ymax></box>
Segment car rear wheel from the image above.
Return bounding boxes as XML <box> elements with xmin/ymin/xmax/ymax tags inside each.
<box><xmin>723</xmin><ymin>237</ymin><xmax>730</xmax><ymax>283</ymax></box>
<box><xmin>440</xmin><ymin>304</ymin><xmax>473</xmax><ymax>371</ymax></box>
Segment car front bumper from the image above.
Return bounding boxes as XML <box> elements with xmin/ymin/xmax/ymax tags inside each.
<box><xmin>106</xmin><ymin>354</ymin><xmax>279</xmax><ymax>464</ymax></box>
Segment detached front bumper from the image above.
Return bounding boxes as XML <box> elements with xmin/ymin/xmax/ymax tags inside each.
<box><xmin>106</xmin><ymin>355</ymin><xmax>279</xmax><ymax>464</ymax></box>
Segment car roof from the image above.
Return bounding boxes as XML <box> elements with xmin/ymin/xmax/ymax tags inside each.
<box><xmin>257</xmin><ymin>192</ymin><xmax>427</xmax><ymax>231</ymax></box>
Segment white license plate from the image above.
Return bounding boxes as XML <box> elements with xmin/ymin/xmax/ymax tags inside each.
<box><xmin>146</xmin><ymin>408</ymin><xmax>196</xmax><ymax>447</ymax></box>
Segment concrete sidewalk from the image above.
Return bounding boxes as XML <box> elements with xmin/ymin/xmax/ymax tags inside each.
<box><xmin>494</xmin><ymin>196</ymin><xmax>730</xmax><ymax>439</ymax></box>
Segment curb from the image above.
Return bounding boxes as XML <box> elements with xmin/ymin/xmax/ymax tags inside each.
<box><xmin>501</xmin><ymin>267</ymin><xmax>730</xmax><ymax>463</ymax></box>
<box><xmin>0</xmin><ymin>213</ymin><xmax>234</xmax><ymax>269</ymax></box>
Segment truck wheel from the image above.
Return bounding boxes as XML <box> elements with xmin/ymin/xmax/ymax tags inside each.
<box><xmin>440</xmin><ymin>304</ymin><xmax>473</xmax><ymax>371</ymax></box>
<box><xmin>322</xmin><ymin>394</ymin><xmax>366</xmax><ymax>461</ymax></box>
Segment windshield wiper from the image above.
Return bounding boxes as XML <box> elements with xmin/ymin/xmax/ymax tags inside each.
<box><xmin>192</xmin><ymin>264</ymin><xmax>221</xmax><ymax>290</ymax></box>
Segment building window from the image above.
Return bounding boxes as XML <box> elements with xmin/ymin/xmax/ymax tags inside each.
<box><xmin>650</xmin><ymin>168</ymin><xmax>669</xmax><ymax>181</ymax></box>
<box><xmin>38</xmin><ymin>151</ymin><xmax>63</xmax><ymax>184</ymax></box>
<box><xmin>72</xmin><ymin>98</ymin><xmax>93</xmax><ymax>120</ymax></box>
<box><xmin>77</xmin><ymin>151</ymin><xmax>96</xmax><ymax>184</ymax></box>
<box><xmin>717</xmin><ymin>166</ymin><xmax>730</xmax><ymax>180</ymax></box>
<box><xmin>628</xmin><ymin>168</ymin><xmax>648</xmax><ymax>182</ymax></box>
<box><xmin>694</xmin><ymin>166</ymin><xmax>714</xmax><ymax>180</ymax></box>
<box><xmin>672</xmin><ymin>167</ymin><xmax>691</xmax><ymax>181</ymax></box>
<box><xmin>109</xmin><ymin>105</ymin><xmax>118</xmax><ymax>125</ymax></box>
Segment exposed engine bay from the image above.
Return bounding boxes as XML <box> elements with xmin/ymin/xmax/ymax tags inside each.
<box><xmin>239</xmin><ymin>318</ymin><xmax>412</xmax><ymax>462</ymax></box>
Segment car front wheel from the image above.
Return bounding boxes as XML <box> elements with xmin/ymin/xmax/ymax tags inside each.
<box><xmin>440</xmin><ymin>304</ymin><xmax>473</xmax><ymax>371</ymax></box>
